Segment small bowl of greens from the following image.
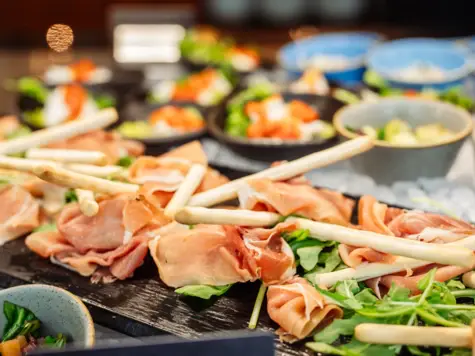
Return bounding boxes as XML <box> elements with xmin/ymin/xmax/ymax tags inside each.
<box><xmin>13</xmin><ymin>77</ymin><xmax>117</xmax><ymax>130</ymax></box>
<box><xmin>334</xmin><ymin>97</ymin><xmax>473</xmax><ymax>184</ymax></box>
<box><xmin>0</xmin><ymin>284</ymin><xmax>94</xmax><ymax>356</ymax></box>
<box><xmin>180</xmin><ymin>27</ymin><xmax>261</xmax><ymax>74</ymax></box>
<box><xmin>147</xmin><ymin>67</ymin><xmax>237</xmax><ymax>108</ymax></box>
<box><xmin>208</xmin><ymin>84</ymin><xmax>343</xmax><ymax>161</ymax></box>
<box><xmin>117</xmin><ymin>102</ymin><xmax>207</xmax><ymax>155</ymax></box>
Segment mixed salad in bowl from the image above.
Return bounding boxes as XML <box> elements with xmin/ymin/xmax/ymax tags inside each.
<box><xmin>14</xmin><ymin>78</ymin><xmax>116</xmax><ymax>128</ymax></box>
<box><xmin>43</xmin><ymin>59</ymin><xmax>112</xmax><ymax>86</ymax></box>
<box><xmin>117</xmin><ymin>105</ymin><xmax>205</xmax><ymax>139</ymax></box>
<box><xmin>149</xmin><ymin>68</ymin><xmax>236</xmax><ymax>107</ymax></box>
<box><xmin>347</xmin><ymin>118</ymin><xmax>456</xmax><ymax>146</ymax></box>
<box><xmin>225</xmin><ymin>85</ymin><xmax>335</xmax><ymax>142</ymax></box>
<box><xmin>180</xmin><ymin>26</ymin><xmax>260</xmax><ymax>72</ymax></box>
<box><xmin>0</xmin><ymin>301</ymin><xmax>66</xmax><ymax>356</ymax></box>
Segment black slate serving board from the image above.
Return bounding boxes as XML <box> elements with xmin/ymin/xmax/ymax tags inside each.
<box><xmin>0</xmin><ymin>165</ymin><xmax>406</xmax><ymax>356</ymax></box>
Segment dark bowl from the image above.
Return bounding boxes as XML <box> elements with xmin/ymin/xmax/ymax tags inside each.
<box><xmin>16</xmin><ymin>85</ymin><xmax>121</xmax><ymax>131</ymax></box>
<box><xmin>119</xmin><ymin>101</ymin><xmax>207</xmax><ymax>156</ymax></box>
<box><xmin>208</xmin><ymin>92</ymin><xmax>343</xmax><ymax>162</ymax></box>
<box><xmin>180</xmin><ymin>56</ymin><xmax>273</xmax><ymax>77</ymax></box>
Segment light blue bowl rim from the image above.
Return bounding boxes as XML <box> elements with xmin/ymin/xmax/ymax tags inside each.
<box><xmin>278</xmin><ymin>31</ymin><xmax>384</xmax><ymax>72</ymax></box>
<box><xmin>367</xmin><ymin>38</ymin><xmax>473</xmax><ymax>85</ymax></box>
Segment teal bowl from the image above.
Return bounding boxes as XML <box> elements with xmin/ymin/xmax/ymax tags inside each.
<box><xmin>334</xmin><ymin>98</ymin><xmax>473</xmax><ymax>184</ymax></box>
<box><xmin>0</xmin><ymin>284</ymin><xmax>95</xmax><ymax>347</ymax></box>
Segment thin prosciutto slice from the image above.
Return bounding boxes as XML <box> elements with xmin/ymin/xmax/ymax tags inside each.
<box><xmin>47</xmin><ymin>130</ymin><xmax>145</xmax><ymax>165</ymax></box>
<box><xmin>149</xmin><ymin>223</ymin><xmax>259</xmax><ymax>287</ymax></box>
<box><xmin>238</xmin><ymin>222</ymin><xmax>296</xmax><ymax>285</ymax></box>
<box><xmin>25</xmin><ymin>195</ymin><xmax>170</xmax><ymax>282</ymax></box>
<box><xmin>267</xmin><ymin>277</ymin><xmax>343</xmax><ymax>342</ymax></box>
<box><xmin>367</xmin><ymin>264</ymin><xmax>472</xmax><ymax>297</ymax></box>
<box><xmin>129</xmin><ymin>141</ymin><xmax>228</xmax><ymax>208</ymax></box>
<box><xmin>239</xmin><ymin>178</ymin><xmax>354</xmax><ymax>226</ymax></box>
<box><xmin>353</xmin><ymin>195</ymin><xmax>475</xmax><ymax>296</ymax></box>
<box><xmin>0</xmin><ymin>185</ymin><xmax>42</xmax><ymax>245</ymax></box>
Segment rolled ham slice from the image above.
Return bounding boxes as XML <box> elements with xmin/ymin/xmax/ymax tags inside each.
<box><xmin>25</xmin><ymin>195</ymin><xmax>170</xmax><ymax>282</ymax></box>
<box><xmin>267</xmin><ymin>277</ymin><xmax>343</xmax><ymax>342</ymax></box>
<box><xmin>238</xmin><ymin>222</ymin><xmax>296</xmax><ymax>285</ymax></box>
<box><xmin>46</xmin><ymin>130</ymin><xmax>145</xmax><ymax>165</ymax></box>
<box><xmin>0</xmin><ymin>185</ymin><xmax>42</xmax><ymax>245</ymax></box>
<box><xmin>148</xmin><ymin>223</ymin><xmax>259</xmax><ymax>287</ymax></box>
<box><xmin>129</xmin><ymin>141</ymin><xmax>228</xmax><ymax>208</ymax></box>
<box><xmin>239</xmin><ymin>178</ymin><xmax>354</xmax><ymax>226</ymax></box>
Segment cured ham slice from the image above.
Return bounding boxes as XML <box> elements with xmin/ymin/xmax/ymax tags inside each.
<box><xmin>46</xmin><ymin>130</ymin><xmax>144</xmax><ymax>165</ymax></box>
<box><xmin>0</xmin><ymin>185</ymin><xmax>42</xmax><ymax>245</ymax></box>
<box><xmin>149</xmin><ymin>223</ymin><xmax>259</xmax><ymax>287</ymax></box>
<box><xmin>388</xmin><ymin>210</ymin><xmax>475</xmax><ymax>242</ymax></box>
<box><xmin>367</xmin><ymin>264</ymin><xmax>472</xmax><ymax>297</ymax></box>
<box><xmin>238</xmin><ymin>222</ymin><xmax>296</xmax><ymax>285</ymax></box>
<box><xmin>354</xmin><ymin>195</ymin><xmax>475</xmax><ymax>296</ymax></box>
<box><xmin>25</xmin><ymin>195</ymin><xmax>170</xmax><ymax>282</ymax></box>
<box><xmin>267</xmin><ymin>277</ymin><xmax>343</xmax><ymax>342</ymax></box>
<box><xmin>129</xmin><ymin>141</ymin><xmax>228</xmax><ymax>208</ymax></box>
<box><xmin>239</xmin><ymin>178</ymin><xmax>354</xmax><ymax>226</ymax></box>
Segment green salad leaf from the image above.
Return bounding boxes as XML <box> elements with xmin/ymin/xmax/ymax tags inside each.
<box><xmin>117</xmin><ymin>156</ymin><xmax>136</xmax><ymax>168</ymax></box>
<box><xmin>65</xmin><ymin>189</ymin><xmax>78</xmax><ymax>204</ymax></box>
<box><xmin>17</xmin><ymin>77</ymin><xmax>49</xmax><ymax>103</ymax></box>
<box><xmin>44</xmin><ymin>333</ymin><xmax>67</xmax><ymax>348</ymax></box>
<box><xmin>2</xmin><ymin>301</ymin><xmax>40</xmax><ymax>341</ymax></box>
<box><xmin>175</xmin><ymin>284</ymin><xmax>232</xmax><ymax>300</ymax></box>
<box><xmin>363</xmin><ymin>70</ymin><xmax>388</xmax><ymax>89</ymax></box>
<box><xmin>23</xmin><ymin>109</ymin><xmax>45</xmax><ymax>128</ymax></box>
<box><xmin>93</xmin><ymin>93</ymin><xmax>116</xmax><ymax>109</ymax></box>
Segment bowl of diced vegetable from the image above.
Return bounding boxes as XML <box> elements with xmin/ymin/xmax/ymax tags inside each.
<box><xmin>334</xmin><ymin>97</ymin><xmax>473</xmax><ymax>184</ymax></box>
<box><xmin>0</xmin><ymin>284</ymin><xmax>94</xmax><ymax>356</ymax></box>
<box><xmin>116</xmin><ymin>102</ymin><xmax>207</xmax><ymax>155</ymax></box>
<box><xmin>12</xmin><ymin>77</ymin><xmax>117</xmax><ymax>130</ymax></box>
<box><xmin>208</xmin><ymin>83</ymin><xmax>343</xmax><ymax>161</ymax></box>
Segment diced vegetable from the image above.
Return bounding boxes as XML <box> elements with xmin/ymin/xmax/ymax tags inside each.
<box><xmin>22</xmin><ymin>109</ymin><xmax>44</xmax><ymax>128</ymax></box>
<box><xmin>117</xmin><ymin>121</ymin><xmax>153</xmax><ymax>139</ymax></box>
<box><xmin>17</xmin><ymin>77</ymin><xmax>49</xmax><ymax>103</ymax></box>
<box><xmin>333</xmin><ymin>89</ymin><xmax>361</xmax><ymax>105</ymax></box>
<box><xmin>93</xmin><ymin>93</ymin><xmax>116</xmax><ymax>109</ymax></box>
<box><xmin>383</xmin><ymin>119</ymin><xmax>412</xmax><ymax>142</ymax></box>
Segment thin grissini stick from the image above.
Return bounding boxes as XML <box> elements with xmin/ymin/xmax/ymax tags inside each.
<box><xmin>26</xmin><ymin>148</ymin><xmax>108</xmax><ymax>166</ymax></box>
<box><xmin>314</xmin><ymin>235</ymin><xmax>475</xmax><ymax>287</ymax></box>
<box><xmin>463</xmin><ymin>271</ymin><xmax>475</xmax><ymax>289</ymax></box>
<box><xmin>64</xmin><ymin>164</ymin><xmax>127</xmax><ymax>179</ymax></box>
<box><xmin>355</xmin><ymin>324</ymin><xmax>471</xmax><ymax>348</ymax></box>
<box><xmin>188</xmin><ymin>136</ymin><xmax>374</xmax><ymax>207</ymax></box>
<box><xmin>76</xmin><ymin>189</ymin><xmax>99</xmax><ymax>217</ymax></box>
<box><xmin>0</xmin><ymin>155</ymin><xmax>59</xmax><ymax>172</ymax></box>
<box><xmin>32</xmin><ymin>163</ymin><xmax>139</xmax><ymax>195</ymax></box>
<box><xmin>0</xmin><ymin>108</ymin><xmax>118</xmax><ymax>155</ymax></box>
<box><xmin>293</xmin><ymin>218</ymin><xmax>475</xmax><ymax>268</ymax></box>
<box><xmin>164</xmin><ymin>164</ymin><xmax>206</xmax><ymax>219</ymax></box>
<box><xmin>0</xmin><ymin>156</ymin><xmax>127</xmax><ymax>179</ymax></box>
<box><xmin>175</xmin><ymin>207</ymin><xmax>280</xmax><ymax>227</ymax></box>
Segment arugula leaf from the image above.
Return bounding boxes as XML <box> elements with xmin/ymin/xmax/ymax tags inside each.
<box><xmin>65</xmin><ymin>190</ymin><xmax>78</xmax><ymax>203</ymax></box>
<box><xmin>447</xmin><ymin>279</ymin><xmax>465</xmax><ymax>291</ymax></box>
<box><xmin>406</xmin><ymin>346</ymin><xmax>431</xmax><ymax>356</ymax></box>
<box><xmin>444</xmin><ymin>349</ymin><xmax>471</xmax><ymax>356</ymax></box>
<box><xmin>117</xmin><ymin>156</ymin><xmax>135</xmax><ymax>168</ymax></box>
<box><xmin>314</xmin><ymin>315</ymin><xmax>373</xmax><ymax>344</ymax></box>
<box><xmin>175</xmin><ymin>284</ymin><xmax>232</xmax><ymax>299</ymax></box>
<box><xmin>307</xmin><ymin>339</ymin><xmax>396</xmax><ymax>356</ymax></box>
<box><xmin>311</xmin><ymin>247</ymin><xmax>343</xmax><ymax>274</ymax></box>
<box><xmin>297</xmin><ymin>245</ymin><xmax>325</xmax><ymax>271</ymax></box>
<box><xmin>354</xmin><ymin>289</ymin><xmax>379</xmax><ymax>305</ymax></box>
<box><xmin>385</xmin><ymin>284</ymin><xmax>411</xmax><ymax>302</ymax></box>
<box><xmin>33</xmin><ymin>223</ymin><xmax>57</xmax><ymax>233</ymax></box>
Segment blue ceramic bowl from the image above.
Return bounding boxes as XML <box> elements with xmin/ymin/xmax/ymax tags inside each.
<box><xmin>0</xmin><ymin>284</ymin><xmax>95</xmax><ymax>347</ymax></box>
<box><xmin>278</xmin><ymin>32</ymin><xmax>383</xmax><ymax>85</ymax></box>
<box><xmin>367</xmin><ymin>38</ymin><xmax>473</xmax><ymax>90</ymax></box>
<box><xmin>334</xmin><ymin>98</ymin><xmax>473</xmax><ymax>184</ymax></box>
